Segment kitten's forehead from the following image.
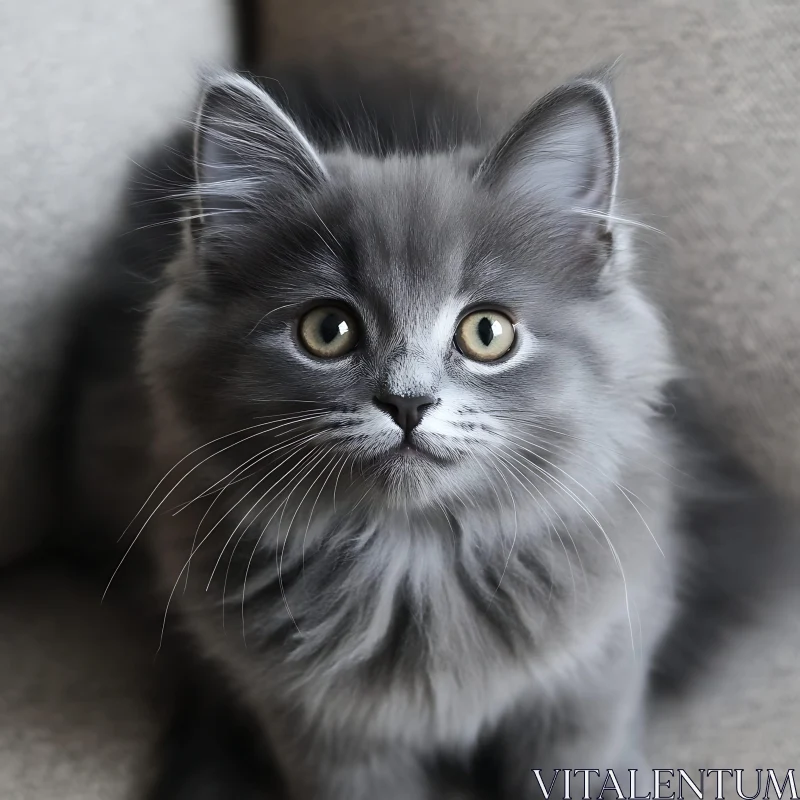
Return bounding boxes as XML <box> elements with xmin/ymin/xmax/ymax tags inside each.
<box><xmin>323</xmin><ymin>152</ymin><xmax>478</xmax><ymax>343</ymax></box>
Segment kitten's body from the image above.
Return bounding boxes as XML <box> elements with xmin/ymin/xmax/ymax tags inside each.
<box><xmin>66</xmin><ymin>70</ymin><xmax>788</xmax><ymax>799</ymax></box>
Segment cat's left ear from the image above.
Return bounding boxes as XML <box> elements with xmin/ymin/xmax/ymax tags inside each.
<box><xmin>192</xmin><ymin>73</ymin><xmax>327</xmax><ymax>228</ymax></box>
<box><xmin>474</xmin><ymin>77</ymin><xmax>619</xmax><ymax>231</ymax></box>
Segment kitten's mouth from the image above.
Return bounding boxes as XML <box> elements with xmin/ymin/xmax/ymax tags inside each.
<box><xmin>389</xmin><ymin>439</ymin><xmax>454</xmax><ymax>466</ymax></box>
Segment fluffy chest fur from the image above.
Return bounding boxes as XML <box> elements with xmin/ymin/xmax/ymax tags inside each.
<box><xmin>158</xmin><ymin>442</ymin><xmax>676</xmax><ymax>747</ymax></box>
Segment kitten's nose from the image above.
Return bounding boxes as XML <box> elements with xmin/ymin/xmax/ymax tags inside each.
<box><xmin>373</xmin><ymin>394</ymin><xmax>437</xmax><ymax>434</ymax></box>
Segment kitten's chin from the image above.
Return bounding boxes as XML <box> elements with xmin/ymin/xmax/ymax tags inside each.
<box><xmin>360</xmin><ymin>443</ymin><xmax>463</xmax><ymax>508</ymax></box>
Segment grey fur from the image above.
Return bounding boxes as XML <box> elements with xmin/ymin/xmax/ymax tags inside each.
<box><xmin>66</xmin><ymin>70</ymin><xmax>790</xmax><ymax>799</ymax></box>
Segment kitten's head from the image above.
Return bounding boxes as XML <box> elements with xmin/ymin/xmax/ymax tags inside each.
<box><xmin>143</xmin><ymin>73</ymin><xmax>672</xmax><ymax>517</ymax></box>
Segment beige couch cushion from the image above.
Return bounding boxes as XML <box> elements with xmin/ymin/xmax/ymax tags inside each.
<box><xmin>264</xmin><ymin>0</ymin><xmax>800</xmax><ymax>499</ymax></box>
<box><xmin>0</xmin><ymin>565</ymin><xmax>157</xmax><ymax>800</ymax></box>
<box><xmin>0</xmin><ymin>0</ymin><xmax>233</xmax><ymax>563</ymax></box>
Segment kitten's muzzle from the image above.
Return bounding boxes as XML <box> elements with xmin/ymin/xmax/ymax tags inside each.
<box><xmin>373</xmin><ymin>393</ymin><xmax>437</xmax><ymax>435</ymax></box>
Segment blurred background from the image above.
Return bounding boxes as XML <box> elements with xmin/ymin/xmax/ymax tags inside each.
<box><xmin>0</xmin><ymin>0</ymin><xmax>798</xmax><ymax>797</ymax></box>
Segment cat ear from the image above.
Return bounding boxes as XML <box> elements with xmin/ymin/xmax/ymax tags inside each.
<box><xmin>192</xmin><ymin>73</ymin><xmax>327</xmax><ymax>226</ymax></box>
<box><xmin>474</xmin><ymin>78</ymin><xmax>619</xmax><ymax>231</ymax></box>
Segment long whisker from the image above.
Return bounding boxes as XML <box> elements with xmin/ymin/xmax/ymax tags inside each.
<box><xmin>237</xmin><ymin>444</ymin><xmax>331</xmax><ymax>639</ymax></box>
<box><xmin>331</xmin><ymin>454</ymin><xmax>351</xmax><ymax>513</ymax></box>
<box><xmin>120</xmin><ymin>413</ymin><xmax>322</xmax><ymax>540</ymax></box>
<box><xmin>509</xmin><ymin>428</ymin><xmax>659</xmax><ymax>521</ymax></box>
<box><xmin>497</xmin><ymin>444</ymin><xmax>590</xmax><ymax>595</ymax></box>
<box><xmin>205</xmin><ymin>432</ymin><xmax>327</xmax><ymax>591</ymax></box>
<box><xmin>492</xmin><ymin>435</ymin><xmax>636</xmax><ymax>657</ymax></box>
<box><xmin>184</xmin><ymin>426</ymin><xmax>321</xmax><ymax>589</ymax></box>
<box><xmin>275</xmin><ymin>445</ymin><xmax>338</xmax><ymax>631</ymax></box>
<box><xmin>159</xmin><ymin>438</ymin><xmax>322</xmax><ymax>648</ymax></box>
<box><xmin>176</xmin><ymin>414</ymin><xmax>325</xmax><ymax>515</ymax></box>
<box><xmin>168</xmin><ymin>411</ymin><xmax>329</xmax><ymax>515</ymax></box>
<box><xmin>494</xmin><ymin>450</ymin><xmax>578</xmax><ymax>602</ymax></box>
<box><xmin>104</xmin><ymin>412</ymin><xmax>326</xmax><ymax>602</ymax></box>
<box><xmin>571</xmin><ymin>206</ymin><xmax>670</xmax><ymax>238</ymax></box>
<box><xmin>435</xmin><ymin>499</ymin><xmax>457</xmax><ymax>551</ymax></box>
<box><xmin>496</xmin><ymin>431</ymin><xmax>614</xmax><ymax>523</ymax></box>
<box><xmin>221</xmin><ymin>443</ymin><xmax>325</xmax><ymax>624</ymax></box>
<box><xmin>493</xmin><ymin>412</ymin><xmax>683</xmax><ymax>481</ymax></box>
<box><xmin>250</xmin><ymin>399</ymin><xmax>334</xmax><ymax>405</ymax></box>
<box><xmin>246</xmin><ymin>302</ymin><xmax>303</xmax><ymax>338</ymax></box>
<box><xmin>302</xmin><ymin>451</ymin><xmax>345</xmax><ymax>570</ymax></box>
<box><xmin>481</xmin><ymin>455</ymin><xmax>518</xmax><ymax>602</ymax></box>
<box><xmin>499</xmin><ymin>429</ymin><xmax>664</xmax><ymax>558</ymax></box>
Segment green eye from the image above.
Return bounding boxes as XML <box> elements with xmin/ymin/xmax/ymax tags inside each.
<box><xmin>455</xmin><ymin>310</ymin><xmax>516</xmax><ymax>362</ymax></box>
<box><xmin>298</xmin><ymin>306</ymin><xmax>359</xmax><ymax>358</ymax></box>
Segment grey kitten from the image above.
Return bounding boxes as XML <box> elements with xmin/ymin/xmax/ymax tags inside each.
<box><xmin>66</xmin><ymin>69</ymin><xmax>790</xmax><ymax>800</ymax></box>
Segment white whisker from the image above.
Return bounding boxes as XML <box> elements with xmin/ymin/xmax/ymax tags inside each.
<box><xmin>205</xmin><ymin>432</ymin><xmax>327</xmax><ymax>590</ymax></box>
<box><xmin>159</xmin><ymin>438</ymin><xmax>321</xmax><ymax>647</ymax></box>
<box><xmin>274</xmin><ymin>445</ymin><xmax>338</xmax><ymax>632</ymax></box>
<box><xmin>105</xmin><ymin>414</ymin><xmax>324</xmax><ymax>602</ymax></box>
<box><xmin>302</xmin><ymin>451</ymin><xmax>345</xmax><ymax>570</ymax></box>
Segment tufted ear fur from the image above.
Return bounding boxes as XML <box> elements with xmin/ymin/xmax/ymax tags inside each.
<box><xmin>475</xmin><ymin>78</ymin><xmax>619</xmax><ymax>235</ymax></box>
<box><xmin>192</xmin><ymin>73</ymin><xmax>327</xmax><ymax>230</ymax></box>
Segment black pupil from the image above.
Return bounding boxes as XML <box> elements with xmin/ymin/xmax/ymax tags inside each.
<box><xmin>319</xmin><ymin>313</ymin><xmax>344</xmax><ymax>344</ymax></box>
<box><xmin>477</xmin><ymin>316</ymin><xmax>495</xmax><ymax>347</ymax></box>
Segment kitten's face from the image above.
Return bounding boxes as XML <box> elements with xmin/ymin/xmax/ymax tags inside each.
<box><xmin>146</xmin><ymin>75</ymin><xmax>670</xmax><ymax>516</ymax></box>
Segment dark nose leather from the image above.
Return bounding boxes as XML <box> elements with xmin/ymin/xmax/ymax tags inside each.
<box><xmin>373</xmin><ymin>394</ymin><xmax>437</xmax><ymax>434</ymax></box>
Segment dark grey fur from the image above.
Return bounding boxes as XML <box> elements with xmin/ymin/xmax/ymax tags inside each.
<box><xmin>65</xmin><ymin>69</ymin><xmax>793</xmax><ymax>799</ymax></box>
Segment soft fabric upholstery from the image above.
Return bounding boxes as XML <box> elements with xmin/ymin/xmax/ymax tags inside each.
<box><xmin>0</xmin><ymin>0</ymin><xmax>233</xmax><ymax>563</ymax></box>
<box><xmin>0</xmin><ymin>2</ymin><xmax>230</xmax><ymax>796</ymax></box>
<box><xmin>0</xmin><ymin>564</ymin><xmax>158</xmax><ymax>800</ymax></box>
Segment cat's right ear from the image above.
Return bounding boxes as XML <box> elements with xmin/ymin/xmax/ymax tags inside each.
<box><xmin>191</xmin><ymin>73</ymin><xmax>327</xmax><ymax>231</ymax></box>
